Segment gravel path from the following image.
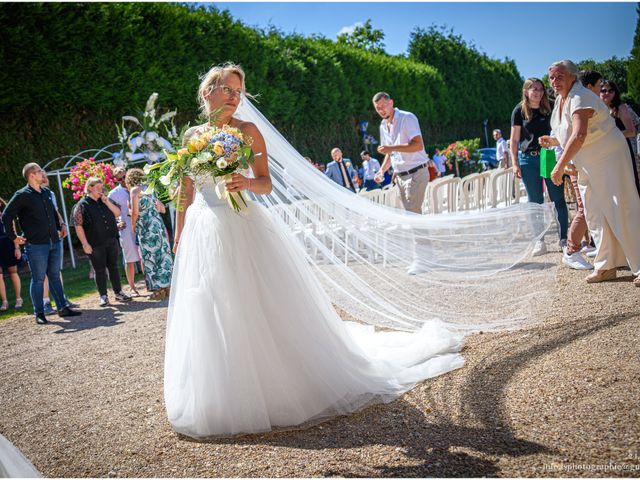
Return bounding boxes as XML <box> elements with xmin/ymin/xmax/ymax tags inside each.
<box><xmin>0</xmin><ymin>255</ymin><xmax>639</xmax><ymax>478</ymax></box>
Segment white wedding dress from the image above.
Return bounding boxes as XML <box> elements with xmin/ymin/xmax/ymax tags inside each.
<box><xmin>164</xmin><ymin>176</ymin><xmax>465</xmax><ymax>438</ymax></box>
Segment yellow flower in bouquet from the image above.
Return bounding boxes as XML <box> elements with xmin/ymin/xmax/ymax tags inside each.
<box><xmin>144</xmin><ymin>124</ymin><xmax>256</xmax><ymax>214</ymax></box>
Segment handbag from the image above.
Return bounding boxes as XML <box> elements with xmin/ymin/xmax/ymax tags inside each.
<box><xmin>540</xmin><ymin>148</ymin><xmax>556</xmax><ymax>178</ymax></box>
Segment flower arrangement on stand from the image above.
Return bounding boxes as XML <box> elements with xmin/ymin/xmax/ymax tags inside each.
<box><xmin>443</xmin><ymin>139</ymin><xmax>482</xmax><ymax>177</ymax></box>
<box><xmin>116</xmin><ymin>92</ymin><xmax>178</xmax><ymax>166</ymax></box>
<box><xmin>62</xmin><ymin>158</ymin><xmax>117</xmax><ymax>200</ymax></box>
<box><xmin>144</xmin><ymin>124</ymin><xmax>256</xmax><ymax>214</ymax></box>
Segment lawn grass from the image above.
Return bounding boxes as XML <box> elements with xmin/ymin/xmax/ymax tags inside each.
<box><xmin>0</xmin><ymin>260</ymin><xmax>144</xmax><ymax>321</ymax></box>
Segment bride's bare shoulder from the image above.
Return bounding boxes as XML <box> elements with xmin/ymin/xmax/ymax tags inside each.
<box><xmin>234</xmin><ymin>119</ymin><xmax>262</xmax><ymax>139</ymax></box>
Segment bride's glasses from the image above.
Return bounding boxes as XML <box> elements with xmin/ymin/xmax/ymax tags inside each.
<box><xmin>217</xmin><ymin>85</ymin><xmax>243</xmax><ymax>99</ymax></box>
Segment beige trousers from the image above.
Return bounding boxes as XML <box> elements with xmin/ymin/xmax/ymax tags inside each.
<box><xmin>395</xmin><ymin>166</ymin><xmax>429</xmax><ymax>214</ymax></box>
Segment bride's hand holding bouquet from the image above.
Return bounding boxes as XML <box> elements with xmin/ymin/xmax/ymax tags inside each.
<box><xmin>144</xmin><ymin>123</ymin><xmax>257</xmax><ymax>213</ymax></box>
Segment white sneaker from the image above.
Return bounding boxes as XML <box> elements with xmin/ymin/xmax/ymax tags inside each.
<box><xmin>406</xmin><ymin>260</ymin><xmax>427</xmax><ymax>276</ymax></box>
<box><xmin>532</xmin><ymin>240</ymin><xmax>547</xmax><ymax>257</ymax></box>
<box><xmin>562</xmin><ymin>251</ymin><xmax>594</xmax><ymax>270</ymax></box>
<box><xmin>582</xmin><ymin>245</ymin><xmax>597</xmax><ymax>258</ymax></box>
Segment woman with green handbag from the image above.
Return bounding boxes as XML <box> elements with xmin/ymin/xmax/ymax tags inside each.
<box><xmin>542</xmin><ymin>60</ymin><xmax>640</xmax><ymax>286</ymax></box>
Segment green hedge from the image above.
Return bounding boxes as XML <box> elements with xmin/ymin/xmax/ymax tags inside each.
<box><xmin>1</xmin><ymin>3</ymin><xmax>520</xmax><ymax>199</ymax></box>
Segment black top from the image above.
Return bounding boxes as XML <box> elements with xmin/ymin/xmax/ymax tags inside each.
<box><xmin>511</xmin><ymin>103</ymin><xmax>552</xmax><ymax>153</ymax></box>
<box><xmin>1</xmin><ymin>185</ymin><xmax>62</xmax><ymax>244</ymax></box>
<box><xmin>73</xmin><ymin>196</ymin><xmax>120</xmax><ymax>247</ymax></box>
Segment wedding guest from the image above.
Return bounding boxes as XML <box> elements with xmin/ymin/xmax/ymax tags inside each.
<box><xmin>2</xmin><ymin>163</ymin><xmax>81</xmax><ymax>324</ymax></box>
<box><xmin>509</xmin><ymin>77</ymin><xmax>568</xmax><ymax>255</ymax></box>
<box><xmin>127</xmin><ymin>168</ymin><xmax>173</xmax><ymax>300</ymax></box>
<box><xmin>73</xmin><ymin>177</ymin><xmax>132</xmax><ymax>307</ymax></box>
<box><xmin>599</xmin><ymin>80</ymin><xmax>640</xmax><ymax>196</ymax></box>
<box><xmin>578</xmin><ymin>70</ymin><xmax>603</xmax><ymax>95</ymax></box>
<box><xmin>108</xmin><ymin>167</ymin><xmax>142</xmax><ymax>296</ymax></box>
<box><xmin>41</xmin><ymin>172</ymin><xmax>78</xmax><ymax>313</ymax></box>
<box><xmin>325</xmin><ymin>148</ymin><xmax>357</xmax><ymax>193</ymax></box>
<box><xmin>373</xmin><ymin>92</ymin><xmax>430</xmax><ymax>214</ymax></box>
<box><xmin>360</xmin><ymin>151</ymin><xmax>382</xmax><ymax>190</ymax></box>
<box><xmin>493</xmin><ymin>129</ymin><xmax>511</xmax><ymax>168</ymax></box>
<box><xmin>555</xmin><ymin>140</ymin><xmax>593</xmax><ymax>271</ymax></box>
<box><xmin>541</xmin><ymin>59</ymin><xmax>640</xmax><ymax>285</ymax></box>
<box><xmin>432</xmin><ymin>148</ymin><xmax>447</xmax><ymax>176</ymax></box>
<box><xmin>427</xmin><ymin>159</ymin><xmax>438</xmax><ymax>181</ymax></box>
<box><xmin>562</xmin><ymin>69</ymin><xmax>607</xmax><ymax>263</ymax></box>
<box><xmin>345</xmin><ymin>161</ymin><xmax>360</xmax><ymax>190</ymax></box>
<box><xmin>0</xmin><ymin>198</ymin><xmax>22</xmax><ymax>311</ymax></box>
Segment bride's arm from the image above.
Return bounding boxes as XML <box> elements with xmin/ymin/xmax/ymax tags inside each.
<box><xmin>172</xmin><ymin>126</ymin><xmax>200</xmax><ymax>253</ymax></box>
<box><xmin>173</xmin><ymin>176</ymin><xmax>194</xmax><ymax>253</ymax></box>
<box><xmin>226</xmin><ymin>122</ymin><xmax>272</xmax><ymax>195</ymax></box>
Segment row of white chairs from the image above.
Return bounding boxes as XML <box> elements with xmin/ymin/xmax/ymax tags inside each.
<box><xmin>357</xmin><ymin>184</ymin><xmax>402</xmax><ymax>208</ymax></box>
<box><xmin>267</xmin><ymin>169</ymin><xmax>529</xmax><ymax>266</ymax></box>
<box><xmin>357</xmin><ymin>168</ymin><xmax>527</xmax><ymax>215</ymax></box>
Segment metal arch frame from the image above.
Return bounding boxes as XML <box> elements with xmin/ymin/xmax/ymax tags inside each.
<box><xmin>43</xmin><ymin>145</ymin><xmax>153</xmax><ymax>269</ymax></box>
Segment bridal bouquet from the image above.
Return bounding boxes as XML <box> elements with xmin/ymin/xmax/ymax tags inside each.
<box><xmin>144</xmin><ymin>124</ymin><xmax>256</xmax><ymax>213</ymax></box>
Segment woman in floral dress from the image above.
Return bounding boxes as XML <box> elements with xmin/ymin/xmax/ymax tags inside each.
<box><xmin>126</xmin><ymin>168</ymin><xmax>173</xmax><ymax>299</ymax></box>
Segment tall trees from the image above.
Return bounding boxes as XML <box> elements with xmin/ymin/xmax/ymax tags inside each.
<box><xmin>627</xmin><ymin>3</ymin><xmax>640</xmax><ymax>103</ymax></box>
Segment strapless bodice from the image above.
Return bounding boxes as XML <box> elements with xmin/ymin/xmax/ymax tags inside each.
<box><xmin>193</xmin><ymin>176</ymin><xmax>227</xmax><ymax>207</ymax></box>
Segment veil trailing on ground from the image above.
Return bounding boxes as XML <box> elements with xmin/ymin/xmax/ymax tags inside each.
<box><xmin>235</xmin><ymin>97</ymin><xmax>558</xmax><ymax>333</ymax></box>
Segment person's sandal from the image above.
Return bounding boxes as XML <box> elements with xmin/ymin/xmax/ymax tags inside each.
<box><xmin>633</xmin><ymin>276</ymin><xmax>640</xmax><ymax>287</ymax></box>
<box><xmin>585</xmin><ymin>268</ymin><xmax>617</xmax><ymax>284</ymax></box>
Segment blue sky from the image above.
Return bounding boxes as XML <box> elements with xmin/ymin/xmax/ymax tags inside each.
<box><xmin>212</xmin><ymin>2</ymin><xmax>637</xmax><ymax>79</ymax></box>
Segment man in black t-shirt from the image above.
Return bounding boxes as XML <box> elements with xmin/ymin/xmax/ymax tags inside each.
<box><xmin>2</xmin><ymin>163</ymin><xmax>81</xmax><ymax>324</ymax></box>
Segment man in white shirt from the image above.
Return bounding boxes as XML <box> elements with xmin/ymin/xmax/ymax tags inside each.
<box><xmin>372</xmin><ymin>92</ymin><xmax>430</xmax><ymax>214</ymax></box>
<box><xmin>493</xmin><ymin>129</ymin><xmax>511</xmax><ymax>168</ymax></box>
<box><xmin>360</xmin><ymin>151</ymin><xmax>382</xmax><ymax>190</ymax></box>
<box><xmin>372</xmin><ymin>92</ymin><xmax>431</xmax><ymax>275</ymax></box>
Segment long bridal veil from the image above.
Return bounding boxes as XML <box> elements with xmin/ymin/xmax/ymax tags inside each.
<box><xmin>235</xmin><ymin>97</ymin><xmax>557</xmax><ymax>333</ymax></box>
<box><xmin>0</xmin><ymin>434</ymin><xmax>41</xmax><ymax>478</ymax></box>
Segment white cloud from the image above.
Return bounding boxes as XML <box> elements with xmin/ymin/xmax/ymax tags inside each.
<box><xmin>337</xmin><ymin>21</ymin><xmax>363</xmax><ymax>37</ymax></box>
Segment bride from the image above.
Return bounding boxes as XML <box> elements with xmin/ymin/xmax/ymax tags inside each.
<box><xmin>163</xmin><ymin>63</ymin><xmax>468</xmax><ymax>439</ymax></box>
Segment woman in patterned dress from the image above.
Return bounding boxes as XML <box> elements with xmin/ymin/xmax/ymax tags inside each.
<box><xmin>126</xmin><ymin>168</ymin><xmax>173</xmax><ymax>300</ymax></box>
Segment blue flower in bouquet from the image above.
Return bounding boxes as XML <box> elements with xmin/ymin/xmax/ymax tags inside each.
<box><xmin>144</xmin><ymin>123</ymin><xmax>256</xmax><ymax>214</ymax></box>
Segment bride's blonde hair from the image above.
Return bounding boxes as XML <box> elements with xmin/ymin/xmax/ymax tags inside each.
<box><xmin>197</xmin><ymin>63</ymin><xmax>246</xmax><ymax>116</ymax></box>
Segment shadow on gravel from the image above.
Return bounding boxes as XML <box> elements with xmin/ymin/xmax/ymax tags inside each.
<box><xmin>186</xmin><ymin>312</ymin><xmax>638</xmax><ymax>477</ymax></box>
<box><xmin>513</xmin><ymin>261</ymin><xmax>557</xmax><ymax>271</ymax></box>
<box><xmin>200</xmin><ymin>397</ymin><xmax>542</xmax><ymax>477</ymax></box>
<box><xmin>48</xmin><ymin>299</ymin><xmax>169</xmax><ymax>334</ymax></box>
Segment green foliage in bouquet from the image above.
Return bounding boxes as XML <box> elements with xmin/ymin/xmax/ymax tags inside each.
<box><xmin>144</xmin><ymin>123</ymin><xmax>256</xmax><ymax>213</ymax></box>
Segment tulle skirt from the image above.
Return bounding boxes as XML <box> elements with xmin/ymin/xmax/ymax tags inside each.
<box><xmin>164</xmin><ymin>187</ymin><xmax>464</xmax><ymax>438</ymax></box>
